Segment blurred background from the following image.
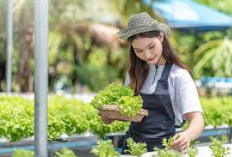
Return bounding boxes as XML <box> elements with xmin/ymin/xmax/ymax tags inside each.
<box><xmin>0</xmin><ymin>0</ymin><xmax>232</xmax><ymax>96</ymax></box>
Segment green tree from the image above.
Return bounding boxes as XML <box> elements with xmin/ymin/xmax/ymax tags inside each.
<box><xmin>193</xmin><ymin>38</ymin><xmax>232</xmax><ymax>78</ymax></box>
<box><xmin>196</xmin><ymin>0</ymin><xmax>232</xmax><ymax>15</ymax></box>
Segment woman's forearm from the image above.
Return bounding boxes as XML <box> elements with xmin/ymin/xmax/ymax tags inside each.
<box><xmin>184</xmin><ymin>112</ymin><xmax>204</xmax><ymax>141</ymax></box>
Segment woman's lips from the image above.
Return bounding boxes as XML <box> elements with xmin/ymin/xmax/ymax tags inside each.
<box><xmin>147</xmin><ymin>56</ymin><xmax>156</xmax><ymax>62</ymax></box>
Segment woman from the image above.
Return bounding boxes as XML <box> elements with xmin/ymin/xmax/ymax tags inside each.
<box><xmin>103</xmin><ymin>12</ymin><xmax>204</xmax><ymax>154</ymax></box>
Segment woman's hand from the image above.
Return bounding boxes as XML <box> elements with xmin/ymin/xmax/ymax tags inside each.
<box><xmin>102</xmin><ymin>116</ymin><xmax>115</xmax><ymax>124</ymax></box>
<box><xmin>171</xmin><ymin>112</ymin><xmax>204</xmax><ymax>153</ymax></box>
<box><xmin>171</xmin><ymin>131</ymin><xmax>190</xmax><ymax>153</ymax></box>
<box><xmin>98</xmin><ymin>112</ymin><xmax>115</xmax><ymax>124</ymax></box>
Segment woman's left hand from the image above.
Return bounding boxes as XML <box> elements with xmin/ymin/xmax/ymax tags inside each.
<box><xmin>171</xmin><ymin>131</ymin><xmax>190</xmax><ymax>153</ymax></box>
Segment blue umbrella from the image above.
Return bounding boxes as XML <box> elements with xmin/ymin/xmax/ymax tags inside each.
<box><xmin>144</xmin><ymin>0</ymin><xmax>232</xmax><ymax>32</ymax></box>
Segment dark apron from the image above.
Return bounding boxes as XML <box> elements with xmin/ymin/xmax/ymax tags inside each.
<box><xmin>122</xmin><ymin>63</ymin><xmax>176</xmax><ymax>153</ymax></box>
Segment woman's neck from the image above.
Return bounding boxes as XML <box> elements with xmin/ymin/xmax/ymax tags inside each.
<box><xmin>155</xmin><ymin>56</ymin><xmax>166</xmax><ymax>66</ymax></box>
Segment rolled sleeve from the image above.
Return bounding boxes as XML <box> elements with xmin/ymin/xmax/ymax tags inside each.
<box><xmin>174</xmin><ymin>72</ymin><xmax>203</xmax><ymax>120</ymax></box>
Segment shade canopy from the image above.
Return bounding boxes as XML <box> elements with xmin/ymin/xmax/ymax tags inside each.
<box><xmin>144</xmin><ymin>0</ymin><xmax>232</xmax><ymax>32</ymax></box>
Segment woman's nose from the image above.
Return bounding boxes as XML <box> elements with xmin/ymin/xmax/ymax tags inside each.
<box><xmin>144</xmin><ymin>50</ymin><xmax>152</xmax><ymax>59</ymax></box>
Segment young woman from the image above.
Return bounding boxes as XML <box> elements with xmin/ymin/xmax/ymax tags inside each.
<box><xmin>103</xmin><ymin>12</ymin><xmax>204</xmax><ymax>154</ymax></box>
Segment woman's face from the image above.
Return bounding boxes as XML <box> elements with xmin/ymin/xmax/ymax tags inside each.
<box><xmin>131</xmin><ymin>34</ymin><xmax>165</xmax><ymax>65</ymax></box>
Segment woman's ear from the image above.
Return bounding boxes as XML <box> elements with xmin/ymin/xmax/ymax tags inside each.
<box><xmin>158</xmin><ymin>32</ymin><xmax>164</xmax><ymax>42</ymax></box>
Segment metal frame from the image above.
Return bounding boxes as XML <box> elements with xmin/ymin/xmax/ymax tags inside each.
<box><xmin>34</xmin><ymin>0</ymin><xmax>49</xmax><ymax>156</ymax></box>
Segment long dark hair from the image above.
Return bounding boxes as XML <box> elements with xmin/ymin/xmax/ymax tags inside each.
<box><xmin>127</xmin><ymin>30</ymin><xmax>191</xmax><ymax>95</ymax></box>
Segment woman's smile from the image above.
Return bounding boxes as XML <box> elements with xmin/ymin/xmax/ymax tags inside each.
<box><xmin>147</xmin><ymin>56</ymin><xmax>156</xmax><ymax>62</ymax></box>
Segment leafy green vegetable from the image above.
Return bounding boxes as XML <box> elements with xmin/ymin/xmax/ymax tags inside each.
<box><xmin>162</xmin><ymin>135</ymin><xmax>180</xmax><ymax>150</ymax></box>
<box><xmin>91</xmin><ymin>83</ymin><xmax>143</xmax><ymax>116</ymax></box>
<box><xmin>2</xmin><ymin>95</ymin><xmax>232</xmax><ymax>143</ymax></box>
<box><xmin>124</xmin><ymin>138</ymin><xmax>147</xmax><ymax>156</ymax></box>
<box><xmin>90</xmin><ymin>139</ymin><xmax>120</xmax><ymax>157</ymax></box>
<box><xmin>91</xmin><ymin>83</ymin><xmax>134</xmax><ymax>109</ymax></box>
<box><xmin>118</xmin><ymin>96</ymin><xmax>142</xmax><ymax>116</ymax></box>
<box><xmin>187</xmin><ymin>140</ymin><xmax>199</xmax><ymax>157</ymax></box>
<box><xmin>155</xmin><ymin>137</ymin><xmax>199</xmax><ymax>157</ymax></box>
<box><xmin>153</xmin><ymin>135</ymin><xmax>183</xmax><ymax>157</ymax></box>
<box><xmin>187</xmin><ymin>147</ymin><xmax>198</xmax><ymax>157</ymax></box>
<box><xmin>200</xmin><ymin>96</ymin><xmax>232</xmax><ymax>127</ymax></box>
<box><xmin>13</xmin><ymin>148</ymin><xmax>77</xmax><ymax>157</ymax></box>
<box><xmin>12</xmin><ymin>149</ymin><xmax>34</xmax><ymax>157</ymax></box>
<box><xmin>0</xmin><ymin>95</ymin><xmax>130</xmax><ymax>141</ymax></box>
<box><xmin>54</xmin><ymin>148</ymin><xmax>77</xmax><ymax>157</ymax></box>
<box><xmin>0</xmin><ymin>96</ymin><xmax>34</xmax><ymax>141</ymax></box>
<box><xmin>209</xmin><ymin>135</ymin><xmax>230</xmax><ymax>157</ymax></box>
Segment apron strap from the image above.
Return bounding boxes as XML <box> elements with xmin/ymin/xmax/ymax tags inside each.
<box><xmin>155</xmin><ymin>62</ymin><xmax>173</xmax><ymax>93</ymax></box>
<box><xmin>160</xmin><ymin>62</ymin><xmax>173</xmax><ymax>82</ymax></box>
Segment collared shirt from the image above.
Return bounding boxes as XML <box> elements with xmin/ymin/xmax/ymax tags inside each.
<box><xmin>125</xmin><ymin>63</ymin><xmax>203</xmax><ymax>126</ymax></box>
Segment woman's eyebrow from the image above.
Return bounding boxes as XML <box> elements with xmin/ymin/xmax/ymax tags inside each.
<box><xmin>133</xmin><ymin>41</ymin><xmax>155</xmax><ymax>50</ymax></box>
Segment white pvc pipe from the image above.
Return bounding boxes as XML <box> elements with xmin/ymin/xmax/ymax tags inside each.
<box><xmin>6</xmin><ymin>0</ymin><xmax>13</xmax><ymax>93</ymax></box>
<box><xmin>34</xmin><ymin>0</ymin><xmax>49</xmax><ymax>156</ymax></box>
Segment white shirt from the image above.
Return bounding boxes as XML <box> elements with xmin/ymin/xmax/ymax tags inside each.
<box><xmin>125</xmin><ymin>63</ymin><xmax>203</xmax><ymax>126</ymax></box>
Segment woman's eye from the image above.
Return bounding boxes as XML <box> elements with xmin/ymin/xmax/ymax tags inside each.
<box><xmin>149</xmin><ymin>46</ymin><xmax>154</xmax><ymax>49</ymax></box>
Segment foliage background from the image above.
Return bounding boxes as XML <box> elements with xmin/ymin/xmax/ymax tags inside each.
<box><xmin>0</xmin><ymin>0</ymin><xmax>231</xmax><ymax>93</ymax></box>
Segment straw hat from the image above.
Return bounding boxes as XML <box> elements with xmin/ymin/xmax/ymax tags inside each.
<box><xmin>117</xmin><ymin>12</ymin><xmax>170</xmax><ymax>41</ymax></box>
